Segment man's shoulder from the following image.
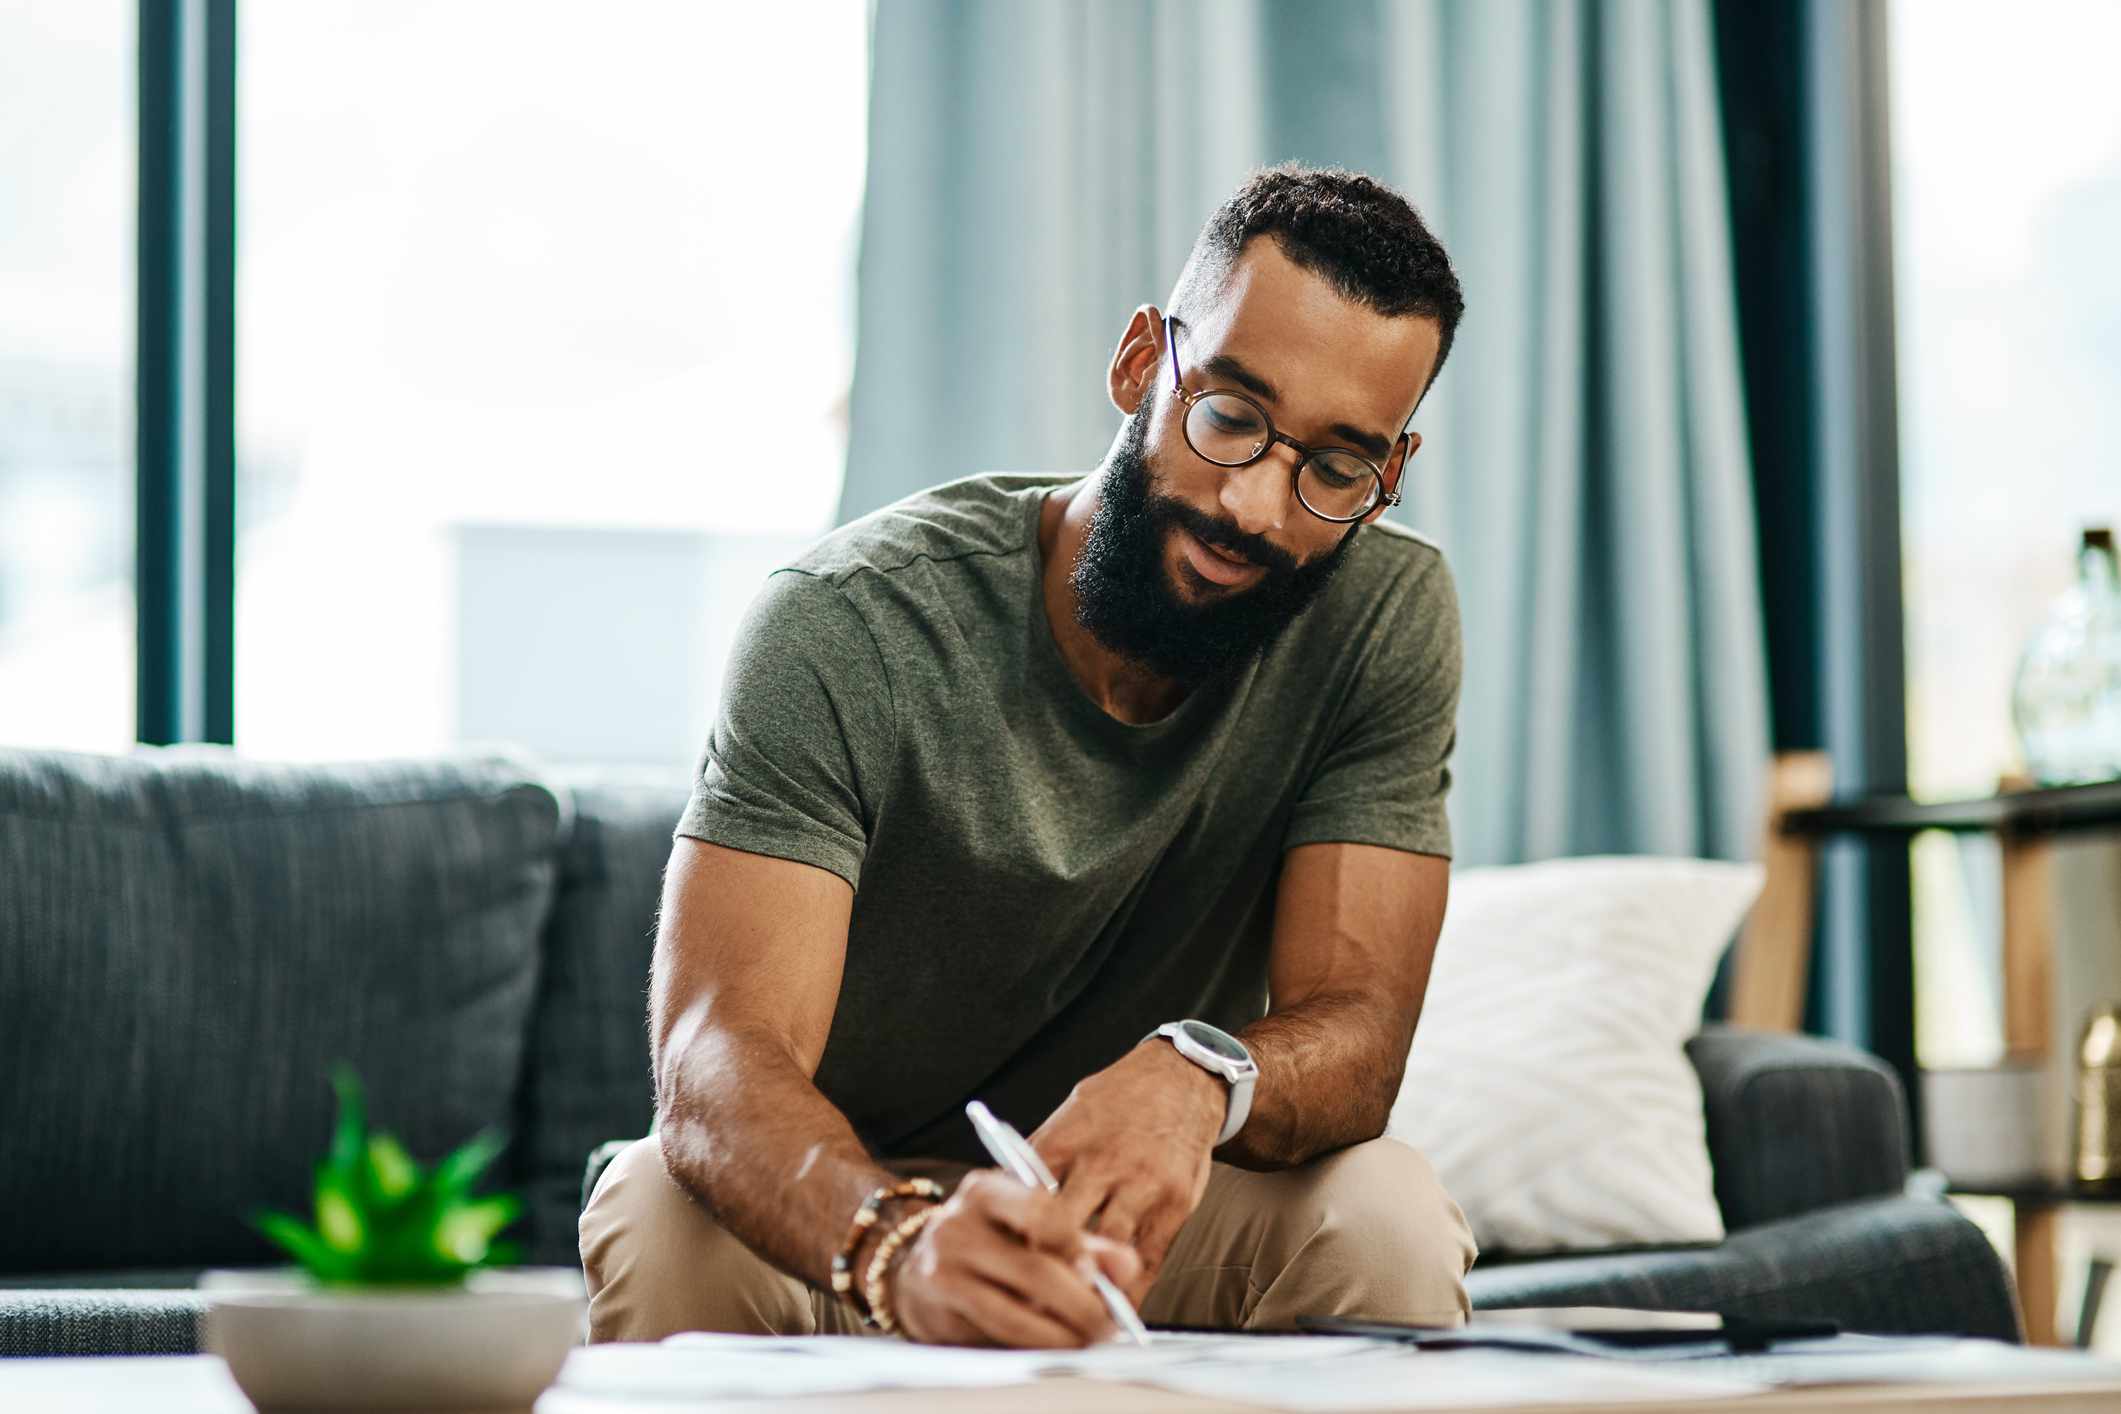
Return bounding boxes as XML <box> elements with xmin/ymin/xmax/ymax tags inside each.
<box><xmin>1352</xmin><ymin>516</ymin><xmax>1446</xmax><ymax>561</ymax></box>
<box><xmin>1273</xmin><ymin>515</ymin><xmax>1460</xmax><ymax>678</ymax></box>
<box><xmin>1333</xmin><ymin>516</ymin><xmax>1454</xmax><ymax>607</ymax></box>
<box><xmin>785</xmin><ymin>472</ymin><xmax>1081</xmax><ymax>587</ymax></box>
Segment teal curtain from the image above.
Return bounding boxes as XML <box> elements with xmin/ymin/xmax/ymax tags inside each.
<box><xmin>842</xmin><ymin>0</ymin><xmax>1769</xmax><ymax>867</ymax></box>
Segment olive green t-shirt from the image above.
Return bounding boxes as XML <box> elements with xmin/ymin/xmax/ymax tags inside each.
<box><xmin>676</xmin><ymin>471</ymin><xmax>1462</xmax><ymax>1163</ymax></box>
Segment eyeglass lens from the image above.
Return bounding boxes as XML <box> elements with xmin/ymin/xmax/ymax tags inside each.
<box><xmin>1182</xmin><ymin>393</ymin><xmax>1382</xmax><ymax>521</ymax></box>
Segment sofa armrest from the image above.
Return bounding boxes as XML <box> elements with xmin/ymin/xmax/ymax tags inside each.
<box><xmin>1687</xmin><ymin>1024</ymin><xmax>1911</xmax><ymax>1231</ymax></box>
<box><xmin>1467</xmin><ymin>1193</ymin><xmax>2019</xmax><ymax>1342</ymax></box>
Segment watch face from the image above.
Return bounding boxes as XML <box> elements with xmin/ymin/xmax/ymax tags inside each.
<box><xmin>1180</xmin><ymin>1020</ymin><xmax>1249</xmax><ymax>1063</ymax></box>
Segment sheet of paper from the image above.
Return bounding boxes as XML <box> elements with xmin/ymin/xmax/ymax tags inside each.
<box><xmin>566</xmin><ymin>1330</ymin><xmax>1354</xmax><ymax>1397</ymax></box>
<box><xmin>563</xmin><ymin>1329</ymin><xmax>2121</xmax><ymax>1408</ymax></box>
<box><xmin>1135</xmin><ymin>1348</ymin><xmax>1768</xmax><ymax>1410</ymax></box>
<box><xmin>557</xmin><ymin>1340</ymin><xmax>1044</xmax><ymax>1399</ymax></box>
<box><xmin>631</xmin><ymin>1329</ymin><xmax>1759</xmax><ymax>1409</ymax></box>
<box><xmin>1027</xmin><ymin>1332</ymin><xmax>1400</xmax><ymax>1379</ymax></box>
<box><xmin>651</xmin><ymin>1329</ymin><xmax>1392</xmax><ymax>1385</ymax></box>
<box><xmin>1683</xmin><ymin>1335</ymin><xmax>2121</xmax><ymax>1388</ymax></box>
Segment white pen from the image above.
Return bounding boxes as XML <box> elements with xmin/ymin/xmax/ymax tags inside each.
<box><xmin>964</xmin><ymin>1099</ymin><xmax>1152</xmax><ymax>1346</ymax></box>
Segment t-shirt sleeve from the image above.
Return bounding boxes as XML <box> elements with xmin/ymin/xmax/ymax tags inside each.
<box><xmin>1283</xmin><ymin>546</ymin><xmax>1463</xmax><ymax>859</ymax></box>
<box><xmin>674</xmin><ymin>569</ymin><xmax>894</xmax><ymax>889</ymax></box>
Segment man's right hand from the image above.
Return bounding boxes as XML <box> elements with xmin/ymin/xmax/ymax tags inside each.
<box><xmin>889</xmin><ymin>1170</ymin><xmax>1142</xmax><ymax>1347</ymax></box>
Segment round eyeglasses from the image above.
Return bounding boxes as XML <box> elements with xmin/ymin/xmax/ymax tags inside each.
<box><xmin>1161</xmin><ymin>312</ymin><xmax>1406</xmax><ymax>524</ymax></box>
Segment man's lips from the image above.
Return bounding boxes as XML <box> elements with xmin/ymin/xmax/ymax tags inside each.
<box><xmin>1176</xmin><ymin>524</ymin><xmax>1266</xmax><ymax>587</ymax></box>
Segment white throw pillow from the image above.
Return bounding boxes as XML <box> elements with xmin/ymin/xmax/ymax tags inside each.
<box><xmin>1387</xmin><ymin>855</ymin><xmax>1765</xmax><ymax>1255</ymax></box>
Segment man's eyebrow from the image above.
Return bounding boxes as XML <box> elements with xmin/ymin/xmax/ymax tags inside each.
<box><xmin>1200</xmin><ymin>352</ymin><xmax>1281</xmax><ymax>404</ymax></box>
<box><xmin>1320</xmin><ymin>422</ymin><xmax>1394</xmax><ymax>461</ymax></box>
<box><xmin>1199</xmin><ymin>352</ymin><xmax>1394</xmax><ymax>461</ymax></box>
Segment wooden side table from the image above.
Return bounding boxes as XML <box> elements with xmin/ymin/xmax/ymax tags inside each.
<box><xmin>1729</xmin><ymin>762</ymin><xmax>2121</xmax><ymax>1346</ymax></box>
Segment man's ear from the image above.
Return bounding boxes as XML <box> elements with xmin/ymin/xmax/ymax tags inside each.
<box><xmin>1107</xmin><ymin>305</ymin><xmax>1164</xmax><ymax>416</ymax></box>
<box><xmin>1360</xmin><ymin>431</ymin><xmax>1422</xmax><ymax>525</ymax></box>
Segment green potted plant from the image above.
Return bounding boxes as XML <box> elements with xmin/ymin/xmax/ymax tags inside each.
<box><xmin>200</xmin><ymin>1067</ymin><xmax>584</xmax><ymax>1411</ymax></box>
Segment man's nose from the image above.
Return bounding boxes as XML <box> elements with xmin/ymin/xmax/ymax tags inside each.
<box><xmin>1217</xmin><ymin>445</ymin><xmax>1296</xmax><ymax>541</ymax></box>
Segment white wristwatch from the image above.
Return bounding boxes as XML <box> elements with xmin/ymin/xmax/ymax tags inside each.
<box><xmin>1144</xmin><ymin>1020</ymin><xmax>1258</xmax><ymax>1147</ymax></box>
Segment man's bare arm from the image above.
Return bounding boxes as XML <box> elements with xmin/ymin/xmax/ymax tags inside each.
<box><xmin>1031</xmin><ymin>840</ymin><xmax>1445</xmax><ymax>1293</ymax></box>
<box><xmin>1222</xmin><ymin>840</ymin><xmax>1447</xmax><ymax>1170</ymax></box>
<box><xmin>649</xmin><ymin>836</ymin><xmax>889</xmax><ymax>1285</ymax></box>
<box><xmin>651</xmin><ymin>836</ymin><xmax>1135</xmax><ymax>1345</ymax></box>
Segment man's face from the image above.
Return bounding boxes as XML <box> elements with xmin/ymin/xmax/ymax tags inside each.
<box><xmin>1070</xmin><ymin>240</ymin><xmax>1442</xmax><ymax>686</ymax></box>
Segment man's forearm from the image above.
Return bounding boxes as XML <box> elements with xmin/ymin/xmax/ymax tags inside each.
<box><xmin>1222</xmin><ymin>990</ymin><xmax>1412</xmax><ymax>1170</ymax></box>
<box><xmin>655</xmin><ymin>1019</ymin><xmax>899</xmax><ymax>1288</ymax></box>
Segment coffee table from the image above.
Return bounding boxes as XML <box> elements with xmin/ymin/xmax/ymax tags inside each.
<box><xmin>12</xmin><ymin>1349</ymin><xmax>2121</xmax><ymax>1413</ymax></box>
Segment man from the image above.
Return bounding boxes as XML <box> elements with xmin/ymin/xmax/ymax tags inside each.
<box><xmin>581</xmin><ymin>163</ymin><xmax>1474</xmax><ymax>1347</ymax></box>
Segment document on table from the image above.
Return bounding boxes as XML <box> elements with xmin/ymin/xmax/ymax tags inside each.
<box><xmin>1685</xmin><ymin>1335</ymin><xmax>2121</xmax><ymax>1388</ymax></box>
<box><xmin>1136</xmin><ymin>1348</ymin><xmax>1766</xmax><ymax>1410</ymax></box>
<box><xmin>557</xmin><ymin>1331</ymin><xmax>1413</xmax><ymax>1399</ymax></box>
<box><xmin>567</xmin><ymin>1335</ymin><xmax>1079</xmax><ymax>1397</ymax></box>
<box><xmin>553</xmin><ymin>1331</ymin><xmax>1768</xmax><ymax>1408</ymax></box>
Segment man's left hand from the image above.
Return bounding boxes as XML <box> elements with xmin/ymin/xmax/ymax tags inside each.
<box><xmin>1027</xmin><ymin>1040</ymin><xmax>1227</xmax><ymax>1301</ymax></box>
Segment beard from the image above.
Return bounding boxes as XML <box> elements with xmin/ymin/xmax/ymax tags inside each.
<box><xmin>1068</xmin><ymin>408</ymin><xmax>1358</xmax><ymax>688</ymax></box>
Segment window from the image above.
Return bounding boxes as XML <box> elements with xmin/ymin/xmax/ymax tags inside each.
<box><xmin>235</xmin><ymin>3</ymin><xmax>869</xmax><ymax>765</ymax></box>
<box><xmin>0</xmin><ymin>2</ymin><xmax>135</xmax><ymax>751</ymax></box>
<box><xmin>1894</xmin><ymin>0</ymin><xmax>2121</xmax><ymax>1062</ymax></box>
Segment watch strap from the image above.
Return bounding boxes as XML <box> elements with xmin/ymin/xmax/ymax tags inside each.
<box><xmin>1146</xmin><ymin>1021</ymin><xmax>1255</xmax><ymax>1146</ymax></box>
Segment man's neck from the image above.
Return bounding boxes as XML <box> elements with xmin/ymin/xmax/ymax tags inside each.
<box><xmin>1039</xmin><ymin>476</ymin><xmax>1193</xmax><ymax>726</ymax></box>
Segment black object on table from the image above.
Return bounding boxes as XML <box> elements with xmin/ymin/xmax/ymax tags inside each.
<box><xmin>1299</xmin><ymin>1313</ymin><xmax>1842</xmax><ymax>1358</ymax></box>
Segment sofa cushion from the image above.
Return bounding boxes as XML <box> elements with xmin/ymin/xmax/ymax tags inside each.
<box><xmin>1466</xmin><ymin>1194</ymin><xmax>2020</xmax><ymax>1342</ymax></box>
<box><xmin>518</xmin><ymin>774</ymin><xmax>686</xmax><ymax>1267</ymax></box>
<box><xmin>0</xmin><ymin>1289</ymin><xmax>205</xmax><ymax>1358</ymax></box>
<box><xmin>1389</xmin><ymin>856</ymin><xmax>1763</xmax><ymax>1254</ymax></box>
<box><xmin>0</xmin><ymin>748</ymin><xmax>564</xmax><ymax>1274</ymax></box>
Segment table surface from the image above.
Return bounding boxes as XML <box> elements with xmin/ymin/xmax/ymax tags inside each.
<box><xmin>13</xmin><ymin>1353</ymin><xmax>2121</xmax><ymax>1414</ymax></box>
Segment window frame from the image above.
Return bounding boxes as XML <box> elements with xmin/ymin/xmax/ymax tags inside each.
<box><xmin>135</xmin><ymin>0</ymin><xmax>236</xmax><ymax>746</ymax></box>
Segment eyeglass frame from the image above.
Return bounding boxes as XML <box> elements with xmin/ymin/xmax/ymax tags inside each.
<box><xmin>1159</xmin><ymin>311</ymin><xmax>1408</xmax><ymax>525</ymax></box>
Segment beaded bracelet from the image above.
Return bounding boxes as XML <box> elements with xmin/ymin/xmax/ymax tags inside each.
<box><xmin>830</xmin><ymin>1177</ymin><xmax>945</xmax><ymax>1321</ymax></box>
<box><xmin>862</xmin><ymin>1203</ymin><xmax>940</xmax><ymax>1336</ymax></box>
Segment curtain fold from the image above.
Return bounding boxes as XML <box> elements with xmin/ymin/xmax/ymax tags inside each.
<box><xmin>842</xmin><ymin>0</ymin><xmax>1768</xmax><ymax>867</ymax></box>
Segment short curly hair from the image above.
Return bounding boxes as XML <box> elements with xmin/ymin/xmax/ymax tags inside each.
<box><xmin>1170</xmin><ymin>163</ymin><xmax>1464</xmax><ymax>401</ymax></box>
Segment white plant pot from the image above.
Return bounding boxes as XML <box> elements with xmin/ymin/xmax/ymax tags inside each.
<box><xmin>200</xmin><ymin>1266</ymin><xmax>586</xmax><ymax>1411</ymax></box>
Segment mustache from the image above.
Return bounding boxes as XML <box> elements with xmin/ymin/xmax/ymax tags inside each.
<box><xmin>1148</xmin><ymin>493</ymin><xmax>1301</xmax><ymax>577</ymax></box>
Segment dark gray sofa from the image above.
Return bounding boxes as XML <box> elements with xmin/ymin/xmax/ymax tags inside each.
<box><xmin>0</xmin><ymin>748</ymin><xmax>2020</xmax><ymax>1357</ymax></box>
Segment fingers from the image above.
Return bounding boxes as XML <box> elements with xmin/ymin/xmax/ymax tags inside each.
<box><xmin>1083</xmin><ymin>1233</ymin><xmax>1143</xmax><ymax>1291</ymax></box>
<box><xmin>1129</xmin><ymin>1203</ymin><xmax>1190</xmax><ymax>1293</ymax></box>
<box><xmin>1088</xmin><ymin>1187</ymin><xmax>1161</xmax><ymax>1304</ymax></box>
<box><xmin>1052</xmin><ymin>1167</ymin><xmax>1113</xmax><ymax>1234</ymax></box>
<box><xmin>959</xmin><ymin>1170</ymin><xmax>1087</xmax><ymax>1260</ymax></box>
<box><xmin>949</xmin><ymin>1274</ymin><xmax>1093</xmax><ymax>1349</ymax></box>
<box><xmin>1080</xmin><ymin>1155</ymin><xmax>1209</xmax><ymax>1297</ymax></box>
<box><xmin>1087</xmin><ymin>1181</ymin><xmax>1154</xmax><ymax>1251</ymax></box>
<box><xmin>1086</xmin><ymin>1237</ymin><xmax>1154</xmax><ymax>1320</ymax></box>
<box><xmin>902</xmin><ymin>1174</ymin><xmax>1135</xmax><ymax>1348</ymax></box>
<box><xmin>957</xmin><ymin>1224</ymin><xmax>1116</xmax><ymax>1345</ymax></box>
<box><xmin>978</xmin><ymin>1160</ymin><xmax>1173</xmax><ymax>1305</ymax></box>
<box><xmin>1025</xmin><ymin>1122</ymin><xmax>1074</xmax><ymax>1178</ymax></box>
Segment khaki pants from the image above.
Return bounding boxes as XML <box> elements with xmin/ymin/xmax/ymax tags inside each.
<box><xmin>579</xmin><ymin>1134</ymin><xmax>1477</xmax><ymax>1342</ymax></box>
